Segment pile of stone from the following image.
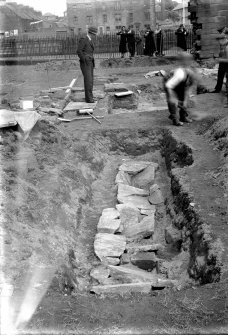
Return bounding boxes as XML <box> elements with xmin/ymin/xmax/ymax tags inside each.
<box><xmin>91</xmin><ymin>160</ymin><xmax>177</xmax><ymax>295</ymax></box>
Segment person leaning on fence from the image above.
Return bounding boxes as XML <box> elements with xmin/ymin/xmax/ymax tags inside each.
<box><xmin>117</xmin><ymin>26</ymin><xmax>128</xmax><ymax>58</ymax></box>
<box><xmin>144</xmin><ymin>26</ymin><xmax>156</xmax><ymax>57</ymax></box>
<box><xmin>175</xmin><ymin>24</ymin><xmax>188</xmax><ymax>51</ymax></box>
<box><xmin>162</xmin><ymin>52</ymin><xmax>200</xmax><ymax>126</ymax></box>
<box><xmin>77</xmin><ymin>26</ymin><xmax>98</xmax><ymax>103</ymax></box>
<box><xmin>135</xmin><ymin>29</ymin><xmax>144</xmax><ymax>56</ymax></box>
<box><xmin>127</xmin><ymin>26</ymin><xmax>136</xmax><ymax>58</ymax></box>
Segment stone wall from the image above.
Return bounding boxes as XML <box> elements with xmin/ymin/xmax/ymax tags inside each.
<box><xmin>189</xmin><ymin>0</ymin><xmax>228</xmax><ymax>59</ymax></box>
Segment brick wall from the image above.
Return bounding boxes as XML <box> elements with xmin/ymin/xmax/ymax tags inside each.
<box><xmin>189</xmin><ymin>0</ymin><xmax>228</xmax><ymax>58</ymax></box>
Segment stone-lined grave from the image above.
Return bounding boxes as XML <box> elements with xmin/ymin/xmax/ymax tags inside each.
<box><xmin>91</xmin><ymin>159</ymin><xmax>178</xmax><ymax>295</ymax></box>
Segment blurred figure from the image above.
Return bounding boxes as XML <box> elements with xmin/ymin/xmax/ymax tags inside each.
<box><xmin>163</xmin><ymin>52</ymin><xmax>200</xmax><ymax>126</ymax></box>
<box><xmin>135</xmin><ymin>29</ymin><xmax>144</xmax><ymax>56</ymax></box>
<box><xmin>210</xmin><ymin>27</ymin><xmax>228</xmax><ymax>93</ymax></box>
<box><xmin>144</xmin><ymin>26</ymin><xmax>156</xmax><ymax>56</ymax></box>
<box><xmin>191</xmin><ymin>36</ymin><xmax>201</xmax><ymax>61</ymax></box>
<box><xmin>117</xmin><ymin>26</ymin><xmax>128</xmax><ymax>58</ymax></box>
<box><xmin>155</xmin><ymin>23</ymin><xmax>164</xmax><ymax>56</ymax></box>
<box><xmin>175</xmin><ymin>24</ymin><xmax>188</xmax><ymax>51</ymax></box>
<box><xmin>217</xmin><ymin>36</ymin><xmax>228</xmax><ymax>107</ymax></box>
<box><xmin>127</xmin><ymin>26</ymin><xmax>136</xmax><ymax>58</ymax></box>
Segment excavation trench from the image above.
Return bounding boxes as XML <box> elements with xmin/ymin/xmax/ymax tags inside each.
<box><xmin>2</xmin><ymin>122</ymin><xmax>223</xmax><ymax>297</ymax></box>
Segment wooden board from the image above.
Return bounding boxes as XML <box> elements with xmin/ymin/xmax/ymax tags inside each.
<box><xmin>64</xmin><ymin>101</ymin><xmax>97</xmax><ymax>112</ymax></box>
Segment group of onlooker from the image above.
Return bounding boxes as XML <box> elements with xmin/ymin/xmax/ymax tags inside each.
<box><xmin>117</xmin><ymin>23</ymin><xmax>189</xmax><ymax>58</ymax></box>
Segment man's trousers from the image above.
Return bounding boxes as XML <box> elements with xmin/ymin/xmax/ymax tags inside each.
<box><xmin>80</xmin><ymin>59</ymin><xmax>94</xmax><ymax>102</ymax></box>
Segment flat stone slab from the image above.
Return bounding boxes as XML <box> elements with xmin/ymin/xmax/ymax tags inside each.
<box><xmin>104</xmin><ymin>83</ymin><xmax>129</xmax><ymax>92</ymax></box>
<box><xmin>115</xmin><ymin>170</ymin><xmax>131</xmax><ymax>185</ymax></box>
<box><xmin>141</xmin><ymin>208</ymin><xmax>156</xmax><ymax>216</ymax></box>
<box><xmin>117</xmin><ymin>194</ymin><xmax>155</xmax><ymax>210</ymax></box>
<box><xmin>101</xmin><ymin>257</ymin><xmax>120</xmax><ymax>266</ymax></box>
<box><xmin>90</xmin><ymin>265</ymin><xmax>110</xmax><ymax>284</ymax></box>
<box><xmin>64</xmin><ymin>101</ymin><xmax>97</xmax><ymax>111</ymax></box>
<box><xmin>97</xmin><ymin>218</ymin><xmax>121</xmax><ymax>234</ymax></box>
<box><xmin>119</xmin><ymin>160</ymin><xmax>152</xmax><ymax>175</ymax></box>
<box><xmin>124</xmin><ymin>214</ymin><xmax>154</xmax><ymax>241</ymax></box>
<box><xmin>118</xmin><ymin>184</ymin><xmax>149</xmax><ymax>198</ymax></box>
<box><xmin>102</xmin><ymin>208</ymin><xmax>120</xmax><ymax>219</ymax></box>
<box><xmin>117</xmin><ymin>205</ymin><xmax>140</xmax><ymax>238</ymax></box>
<box><xmin>108</xmin><ymin>264</ymin><xmax>158</xmax><ymax>283</ymax></box>
<box><xmin>131</xmin><ymin>252</ymin><xmax>158</xmax><ymax>270</ymax></box>
<box><xmin>132</xmin><ymin>164</ymin><xmax>158</xmax><ymax>189</ymax></box>
<box><xmin>91</xmin><ymin>282</ymin><xmax>153</xmax><ymax>295</ymax></box>
<box><xmin>126</xmin><ymin>243</ymin><xmax>163</xmax><ymax>253</ymax></box>
<box><xmin>94</xmin><ymin>233</ymin><xmax>126</xmax><ymax>260</ymax></box>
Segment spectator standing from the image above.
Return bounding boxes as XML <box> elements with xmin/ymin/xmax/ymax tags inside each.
<box><xmin>127</xmin><ymin>26</ymin><xmax>136</xmax><ymax>58</ymax></box>
<box><xmin>77</xmin><ymin>26</ymin><xmax>98</xmax><ymax>103</ymax></box>
<box><xmin>210</xmin><ymin>27</ymin><xmax>228</xmax><ymax>93</ymax></box>
<box><xmin>175</xmin><ymin>24</ymin><xmax>188</xmax><ymax>51</ymax></box>
<box><xmin>117</xmin><ymin>26</ymin><xmax>128</xmax><ymax>58</ymax></box>
<box><xmin>135</xmin><ymin>29</ymin><xmax>144</xmax><ymax>55</ymax></box>
<box><xmin>144</xmin><ymin>26</ymin><xmax>156</xmax><ymax>56</ymax></box>
<box><xmin>155</xmin><ymin>23</ymin><xmax>164</xmax><ymax>56</ymax></box>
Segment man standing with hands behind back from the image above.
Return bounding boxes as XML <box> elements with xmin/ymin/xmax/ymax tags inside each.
<box><xmin>77</xmin><ymin>26</ymin><xmax>98</xmax><ymax>103</ymax></box>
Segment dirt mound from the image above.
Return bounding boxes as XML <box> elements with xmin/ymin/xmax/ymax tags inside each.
<box><xmin>101</xmin><ymin>56</ymin><xmax>174</xmax><ymax>68</ymax></box>
<box><xmin>35</xmin><ymin>59</ymin><xmax>80</xmax><ymax>72</ymax></box>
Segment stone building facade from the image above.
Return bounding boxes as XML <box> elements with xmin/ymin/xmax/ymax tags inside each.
<box><xmin>67</xmin><ymin>0</ymin><xmax>160</xmax><ymax>34</ymax></box>
<box><xmin>188</xmin><ymin>0</ymin><xmax>228</xmax><ymax>58</ymax></box>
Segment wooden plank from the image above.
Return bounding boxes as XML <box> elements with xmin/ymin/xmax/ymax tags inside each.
<box><xmin>90</xmin><ymin>282</ymin><xmax>154</xmax><ymax>295</ymax></box>
<box><xmin>64</xmin><ymin>101</ymin><xmax>97</xmax><ymax>112</ymax></box>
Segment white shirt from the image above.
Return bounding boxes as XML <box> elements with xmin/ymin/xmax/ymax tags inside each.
<box><xmin>165</xmin><ymin>68</ymin><xmax>187</xmax><ymax>90</ymax></box>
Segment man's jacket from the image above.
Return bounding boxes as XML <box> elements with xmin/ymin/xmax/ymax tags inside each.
<box><xmin>77</xmin><ymin>36</ymin><xmax>95</xmax><ymax>66</ymax></box>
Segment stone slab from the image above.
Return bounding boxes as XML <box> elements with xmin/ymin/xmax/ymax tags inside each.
<box><xmin>132</xmin><ymin>164</ymin><xmax>158</xmax><ymax>189</ymax></box>
<box><xmin>101</xmin><ymin>257</ymin><xmax>120</xmax><ymax>266</ymax></box>
<box><xmin>94</xmin><ymin>233</ymin><xmax>126</xmax><ymax>260</ymax></box>
<box><xmin>97</xmin><ymin>218</ymin><xmax>121</xmax><ymax>234</ymax></box>
<box><xmin>141</xmin><ymin>208</ymin><xmax>156</xmax><ymax>216</ymax></box>
<box><xmin>124</xmin><ymin>214</ymin><xmax>155</xmax><ymax>240</ymax></box>
<box><xmin>119</xmin><ymin>160</ymin><xmax>152</xmax><ymax>175</ymax></box>
<box><xmin>104</xmin><ymin>83</ymin><xmax>128</xmax><ymax>92</ymax></box>
<box><xmin>90</xmin><ymin>265</ymin><xmax>110</xmax><ymax>284</ymax></box>
<box><xmin>91</xmin><ymin>282</ymin><xmax>153</xmax><ymax>295</ymax></box>
<box><xmin>126</xmin><ymin>243</ymin><xmax>163</xmax><ymax>253</ymax></box>
<box><xmin>108</xmin><ymin>264</ymin><xmax>158</xmax><ymax>283</ymax></box>
<box><xmin>131</xmin><ymin>252</ymin><xmax>158</xmax><ymax>270</ymax></box>
<box><xmin>64</xmin><ymin>101</ymin><xmax>97</xmax><ymax>111</ymax></box>
<box><xmin>117</xmin><ymin>194</ymin><xmax>154</xmax><ymax>210</ymax></box>
<box><xmin>102</xmin><ymin>208</ymin><xmax>120</xmax><ymax>219</ymax></box>
<box><xmin>115</xmin><ymin>170</ymin><xmax>132</xmax><ymax>185</ymax></box>
<box><xmin>118</xmin><ymin>184</ymin><xmax>149</xmax><ymax>198</ymax></box>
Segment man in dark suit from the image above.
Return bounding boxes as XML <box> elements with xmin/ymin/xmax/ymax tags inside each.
<box><xmin>77</xmin><ymin>26</ymin><xmax>98</xmax><ymax>103</ymax></box>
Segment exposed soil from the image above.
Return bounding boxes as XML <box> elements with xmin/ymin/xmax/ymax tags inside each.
<box><xmin>1</xmin><ymin>59</ymin><xmax>228</xmax><ymax>334</ymax></box>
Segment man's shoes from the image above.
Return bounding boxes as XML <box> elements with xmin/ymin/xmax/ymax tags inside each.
<box><xmin>180</xmin><ymin>117</ymin><xmax>193</xmax><ymax>123</ymax></box>
<box><xmin>86</xmin><ymin>100</ymin><xmax>95</xmax><ymax>103</ymax></box>
<box><xmin>173</xmin><ymin>120</ymin><xmax>184</xmax><ymax>126</ymax></box>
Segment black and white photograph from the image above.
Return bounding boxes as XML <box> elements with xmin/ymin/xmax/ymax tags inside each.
<box><xmin>0</xmin><ymin>0</ymin><xmax>228</xmax><ymax>334</ymax></box>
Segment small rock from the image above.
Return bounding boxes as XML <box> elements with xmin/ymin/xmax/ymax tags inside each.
<box><xmin>148</xmin><ymin>184</ymin><xmax>164</xmax><ymax>205</ymax></box>
<box><xmin>165</xmin><ymin>225</ymin><xmax>182</xmax><ymax>249</ymax></box>
<box><xmin>102</xmin><ymin>208</ymin><xmax>120</xmax><ymax>219</ymax></box>
<box><xmin>115</xmin><ymin>170</ymin><xmax>131</xmax><ymax>185</ymax></box>
<box><xmin>90</xmin><ymin>265</ymin><xmax>110</xmax><ymax>284</ymax></box>
<box><xmin>121</xmin><ymin>253</ymin><xmax>131</xmax><ymax>264</ymax></box>
<box><xmin>125</xmin><ymin>214</ymin><xmax>155</xmax><ymax>241</ymax></box>
<box><xmin>132</xmin><ymin>164</ymin><xmax>158</xmax><ymax>189</ymax></box>
<box><xmin>94</xmin><ymin>233</ymin><xmax>126</xmax><ymax>260</ymax></box>
<box><xmin>118</xmin><ymin>184</ymin><xmax>149</xmax><ymax>198</ymax></box>
<box><xmin>119</xmin><ymin>160</ymin><xmax>152</xmax><ymax>175</ymax></box>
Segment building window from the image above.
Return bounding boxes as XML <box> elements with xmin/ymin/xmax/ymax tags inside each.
<box><xmin>106</xmin><ymin>26</ymin><xmax>110</xmax><ymax>32</ymax></box>
<box><xmin>74</xmin><ymin>16</ymin><xmax>78</xmax><ymax>23</ymax></box>
<box><xmin>115</xmin><ymin>1</ymin><xmax>121</xmax><ymax>10</ymax></box>
<box><xmin>116</xmin><ymin>25</ymin><xmax>122</xmax><ymax>30</ymax></box>
<box><xmin>103</xmin><ymin>14</ymin><xmax>107</xmax><ymax>24</ymax></box>
<box><xmin>144</xmin><ymin>12</ymin><xmax>150</xmax><ymax>20</ymax></box>
<box><xmin>129</xmin><ymin>12</ymin><xmax>133</xmax><ymax>23</ymax></box>
<box><xmin>115</xmin><ymin>13</ymin><xmax>122</xmax><ymax>23</ymax></box>
<box><xmin>86</xmin><ymin>16</ymin><xmax>93</xmax><ymax>24</ymax></box>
